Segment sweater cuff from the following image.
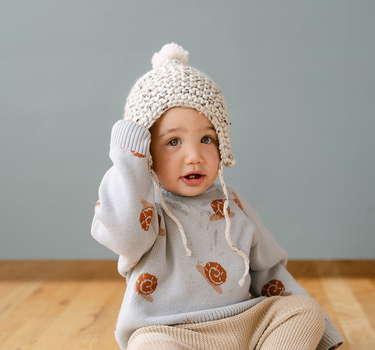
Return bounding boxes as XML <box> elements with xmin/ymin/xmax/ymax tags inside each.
<box><xmin>317</xmin><ymin>315</ymin><xmax>344</xmax><ymax>350</ymax></box>
<box><xmin>111</xmin><ymin>120</ymin><xmax>151</xmax><ymax>156</ymax></box>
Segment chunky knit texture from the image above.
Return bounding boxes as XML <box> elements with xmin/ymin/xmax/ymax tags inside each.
<box><xmin>123</xmin><ymin>43</ymin><xmax>235</xmax><ymax>168</ymax></box>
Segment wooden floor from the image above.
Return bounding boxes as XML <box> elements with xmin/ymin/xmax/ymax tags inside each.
<box><xmin>0</xmin><ymin>261</ymin><xmax>374</xmax><ymax>350</ymax></box>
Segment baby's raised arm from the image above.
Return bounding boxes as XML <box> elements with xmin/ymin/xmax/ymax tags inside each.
<box><xmin>91</xmin><ymin>120</ymin><xmax>159</xmax><ymax>272</ymax></box>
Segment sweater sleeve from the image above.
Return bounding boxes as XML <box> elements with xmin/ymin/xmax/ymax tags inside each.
<box><xmin>233</xmin><ymin>190</ymin><xmax>344</xmax><ymax>350</ymax></box>
<box><xmin>91</xmin><ymin>120</ymin><xmax>159</xmax><ymax>272</ymax></box>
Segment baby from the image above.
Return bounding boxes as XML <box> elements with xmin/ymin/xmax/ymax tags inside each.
<box><xmin>91</xmin><ymin>43</ymin><xmax>343</xmax><ymax>350</ymax></box>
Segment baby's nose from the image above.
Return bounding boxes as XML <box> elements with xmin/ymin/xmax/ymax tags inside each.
<box><xmin>185</xmin><ymin>146</ymin><xmax>203</xmax><ymax>164</ymax></box>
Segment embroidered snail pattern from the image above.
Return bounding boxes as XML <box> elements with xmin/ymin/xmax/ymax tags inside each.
<box><xmin>131</xmin><ymin>150</ymin><xmax>146</xmax><ymax>158</ymax></box>
<box><xmin>232</xmin><ymin>192</ymin><xmax>248</xmax><ymax>217</ymax></box>
<box><xmin>95</xmin><ymin>200</ymin><xmax>100</xmax><ymax>209</ymax></box>
<box><xmin>158</xmin><ymin>214</ymin><xmax>166</xmax><ymax>236</ymax></box>
<box><xmin>139</xmin><ymin>200</ymin><xmax>154</xmax><ymax>231</ymax></box>
<box><xmin>210</xmin><ymin>199</ymin><xmax>235</xmax><ymax>221</ymax></box>
<box><xmin>134</xmin><ymin>273</ymin><xmax>158</xmax><ymax>302</ymax></box>
<box><xmin>261</xmin><ymin>279</ymin><xmax>292</xmax><ymax>297</ymax></box>
<box><xmin>197</xmin><ymin>261</ymin><xmax>227</xmax><ymax>294</ymax></box>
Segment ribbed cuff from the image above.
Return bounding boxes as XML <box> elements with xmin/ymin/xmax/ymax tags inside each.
<box><xmin>111</xmin><ymin>120</ymin><xmax>151</xmax><ymax>156</ymax></box>
<box><xmin>317</xmin><ymin>315</ymin><xmax>344</xmax><ymax>350</ymax></box>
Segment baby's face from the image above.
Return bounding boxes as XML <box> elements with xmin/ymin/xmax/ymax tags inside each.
<box><xmin>150</xmin><ymin>107</ymin><xmax>220</xmax><ymax>197</ymax></box>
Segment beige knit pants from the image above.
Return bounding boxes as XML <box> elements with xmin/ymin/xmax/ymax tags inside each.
<box><xmin>127</xmin><ymin>295</ymin><xmax>325</xmax><ymax>350</ymax></box>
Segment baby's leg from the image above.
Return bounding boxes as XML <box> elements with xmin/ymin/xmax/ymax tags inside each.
<box><xmin>257</xmin><ymin>295</ymin><xmax>325</xmax><ymax>350</ymax></box>
<box><xmin>127</xmin><ymin>295</ymin><xmax>325</xmax><ymax>350</ymax></box>
<box><xmin>127</xmin><ymin>328</ymin><xmax>194</xmax><ymax>350</ymax></box>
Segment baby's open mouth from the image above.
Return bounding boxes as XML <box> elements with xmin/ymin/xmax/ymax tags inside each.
<box><xmin>184</xmin><ymin>174</ymin><xmax>202</xmax><ymax>179</ymax></box>
<box><xmin>181</xmin><ymin>171</ymin><xmax>205</xmax><ymax>185</ymax></box>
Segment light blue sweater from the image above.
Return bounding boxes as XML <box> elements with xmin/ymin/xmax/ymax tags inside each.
<box><xmin>91</xmin><ymin>120</ymin><xmax>344</xmax><ymax>349</ymax></box>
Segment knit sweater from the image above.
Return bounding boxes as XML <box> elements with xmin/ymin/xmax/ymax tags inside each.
<box><xmin>91</xmin><ymin>120</ymin><xmax>344</xmax><ymax>350</ymax></box>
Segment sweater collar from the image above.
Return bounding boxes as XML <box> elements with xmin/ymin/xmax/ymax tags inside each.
<box><xmin>157</xmin><ymin>183</ymin><xmax>218</xmax><ymax>201</ymax></box>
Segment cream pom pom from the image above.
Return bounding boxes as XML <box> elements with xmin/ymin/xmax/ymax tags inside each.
<box><xmin>151</xmin><ymin>43</ymin><xmax>189</xmax><ymax>69</ymax></box>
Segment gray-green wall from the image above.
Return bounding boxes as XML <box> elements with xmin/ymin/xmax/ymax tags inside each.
<box><xmin>1</xmin><ymin>1</ymin><xmax>374</xmax><ymax>260</ymax></box>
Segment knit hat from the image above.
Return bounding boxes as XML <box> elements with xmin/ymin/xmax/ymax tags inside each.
<box><xmin>124</xmin><ymin>43</ymin><xmax>235</xmax><ymax>168</ymax></box>
<box><xmin>124</xmin><ymin>44</ymin><xmax>249</xmax><ymax>287</ymax></box>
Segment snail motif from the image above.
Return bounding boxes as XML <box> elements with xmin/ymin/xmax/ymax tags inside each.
<box><xmin>210</xmin><ymin>199</ymin><xmax>235</xmax><ymax>221</ymax></box>
<box><xmin>232</xmin><ymin>192</ymin><xmax>248</xmax><ymax>217</ymax></box>
<box><xmin>197</xmin><ymin>261</ymin><xmax>227</xmax><ymax>294</ymax></box>
<box><xmin>139</xmin><ymin>199</ymin><xmax>154</xmax><ymax>231</ymax></box>
<box><xmin>95</xmin><ymin>200</ymin><xmax>100</xmax><ymax>209</ymax></box>
<box><xmin>134</xmin><ymin>272</ymin><xmax>158</xmax><ymax>302</ymax></box>
<box><xmin>205</xmin><ymin>262</ymin><xmax>227</xmax><ymax>285</ymax></box>
<box><xmin>261</xmin><ymin>279</ymin><xmax>292</xmax><ymax>297</ymax></box>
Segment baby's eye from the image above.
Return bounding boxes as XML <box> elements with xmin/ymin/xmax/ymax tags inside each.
<box><xmin>201</xmin><ymin>136</ymin><xmax>213</xmax><ymax>144</ymax></box>
<box><xmin>168</xmin><ymin>138</ymin><xmax>181</xmax><ymax>146</ymax></box>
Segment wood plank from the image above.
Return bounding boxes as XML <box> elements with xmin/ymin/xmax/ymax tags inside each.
<box><xmin>322</xmin><ymin>277</ymin><xmax>375</xmax><ymax>350</ymax></box>
<box><xmin>0</xmin><ymin>261</ymin><xmax>123</xmax><ymax>350</ymax></box>
<box><xmin>0</xmin><ymin>261</ymin><xmax>95</xmax><ymax>349</ymax></box>
<box><xmin>346</xmin><ymin>278</ymin><xmax>375</xmax><ymax>340</ymax></box>
<box><xmin>27</xmin><ymin>280</ymin><xmax>124</xmax><ymax>350</ymax></box>
<box><xmin>0</xmin><ymin>280</ymin><xmax>86</xmax><ymax>349</ymax></box>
